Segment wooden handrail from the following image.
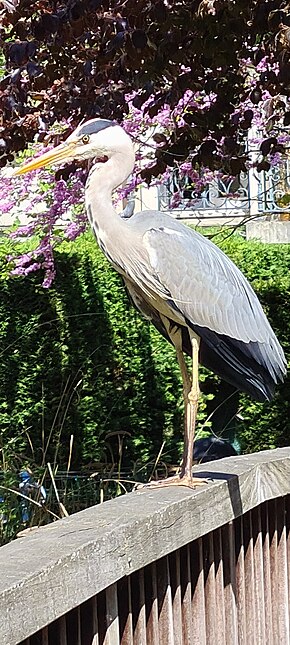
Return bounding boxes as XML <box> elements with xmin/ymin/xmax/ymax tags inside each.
<box><xmin>1</xmin><ymin>447</ymin><xmax>290</xmax><ymax>644</ymax></box>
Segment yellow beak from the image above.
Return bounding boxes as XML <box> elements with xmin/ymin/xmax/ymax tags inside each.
<box><xmin>13</xmin><ymin>140</ymin><xmax>78</xmax><ymax>176</ymax></box>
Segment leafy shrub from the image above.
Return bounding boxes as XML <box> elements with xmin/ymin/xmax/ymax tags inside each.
<box><xmin>0</xmin><ymin>230</ymin><xmax>289</xmax><ymax>480</ymax></box>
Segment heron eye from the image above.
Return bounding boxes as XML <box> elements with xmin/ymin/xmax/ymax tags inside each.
<box><xmin>82</xmin><ymin>134</ymin><xmax>90</xmax><ymax>144</ymax></box>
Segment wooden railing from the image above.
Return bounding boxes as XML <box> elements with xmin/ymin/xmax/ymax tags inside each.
<box><xmin>1</xmin><ymin>447</ymin><xmax>290</xmax><ymax>645</ymax></box>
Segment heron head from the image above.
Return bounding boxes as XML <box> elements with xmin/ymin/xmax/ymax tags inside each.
<box><xmin>13</xmin><ymin>118</ymin><xmax>131</xmax><ymax>176</ymax></box>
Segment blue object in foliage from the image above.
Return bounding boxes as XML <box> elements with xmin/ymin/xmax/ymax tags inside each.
<box><xmin>19</xmin><ymin>470</ymin><xmax>46</xmax><ymax>523</ymax></box>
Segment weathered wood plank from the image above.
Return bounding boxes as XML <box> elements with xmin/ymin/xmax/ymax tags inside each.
<box><xmin>234</xmin><ymin>516</ymin><xmax>247</xmax><ymax>645</ymax></box>
<box><xmin>131</xmin><ymin>569</ymin><xmax>146</xmax><ymax>645</ymax></box>
<box><xmin>1</xmin><ymin>447</ymin><xmax>290</xmax><ymax>645</ymax></box>
<box><xmin>261</xmin><ymin>503</ymin><xmax>273</xmax><ymax>645</ymax></box>
<box><xmin>156</xmin><ymin>556</ymin><xmax>174</xmax><ymax>645</ymax></box>
<box><xmin>168</xmin><ymin>550</ymin><xmax>182</xmax><ymax>645</ymax></box>
<box><xmin>214</xmin><ymin>528</ymin><xmax>226</xmax><ymax>645</ymax></box>
<box><xmin>222</xmin><ymin>522</ymin><xmax>238</xmax><ymax>645</ymax></box>
<box><xmin>190</xmin><ymin>538</ymin><xmax>206</xmax><ymax>645</ymax></box>
<box><xmin>252</xmin><ymin>507</ymin><xmax>266</xmax><ymax>645</ymax></box>
<box><xmin>144</xmin><ymin>562</ymin><xmax>159</xmax><ymax>644</ymax></box>
<box><xmin>104</xmin><ymin>584</ymin><xmax>120</xmax><ymax>645</ymax></box>
<box><xmin>276</xmin><ymin>497</ymin><xmax>290</xmax><ymax>642</ymax></box>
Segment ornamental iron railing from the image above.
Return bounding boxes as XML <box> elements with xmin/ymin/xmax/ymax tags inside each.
<box><xmin>158</xmin><ymin>156</ymin><xmax>290</xmax><ymax>221</ymax></box>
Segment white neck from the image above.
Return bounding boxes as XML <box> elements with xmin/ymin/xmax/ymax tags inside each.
<box><xmin>85</xmin><ymin>144</ymin><xmax>135</xmax><ymax>238</ymax></box>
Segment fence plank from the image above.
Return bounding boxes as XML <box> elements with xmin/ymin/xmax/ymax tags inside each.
<box><xmin>180</xmin><ymin>545</ymin><xmax>193</xmax><ymax>645</ymax></box>
<box><xmin>203</xmin><ymin>532</ymin><xmax>217</xmax><ymax>644</ymax></box>
<box><xmin>145</xmin><ymin>562</ymin><xmax>159</xmax><ymax>644</ymax></box>
<box><xmin>168</xmin><ymin>550</ymin><xmax>182</xmax><ymax>645</ymax></box>
<box><xmin>91</xmin><ymin>596</ymin><xmax>99</xmax><ymax>645</ymax></box>
<box><xmin>157</xmin><ymin>556</ymin><xmax>174</xmax><ymax>645</ymax></box>
<box><xmin>5</xmin><ymin>449</ymin><xmax>290</xmax><ymax>645</ymax></box>
<box><xmin>190</xmin><ymin>538</ymin><xmax>206</xmax><ymax>645</ymax></box>
<box><xmin>59</xmin><ymin>616</ymin><xmax>67</xmax><ymax>645</ymax></box>
<box><xmin>269</xmin><ymin>499</ymin><xmax>279</xmax><ymax>643</ymax></box>
<box><xmin>261</xmin><ymin>502</ymin><xmax>273</xmax><ymax>645</ymax></box>
<box><xmin>243</xmin><ymin>511</ymin><xmax>256</xmax><ymax>644</ymax></box>
<box><xmin>276</xmin><ymin>497</ymin><xmax>290</xmax><ymax>642</ymax></box>
<box><xmin>131</xmin><ymin>569</ymin><xmax>146</xmax><ymax>645</ymax></box>
<box><xmin>118</xmin><ymin>577</ymin><xmax>133</xmax><ymax>645</ymax></box>
<box><xmin>234</xmin><ymin>515</ymin><xmax>247</xmax><ymax>645</ymax></box>
<box><xmin>104</xmin><ymin>584</ymin><xmax>120</xmax><ymax>645</ymax></box>
<box><xmin>222</xmin><ymin>522</ymin><xmax>238</xmax><ymax>645</ymax></box>
<box><xmin>214</xmin><ymin>528</ymin><xmax>226</xmax><ymax>645</ymax></box>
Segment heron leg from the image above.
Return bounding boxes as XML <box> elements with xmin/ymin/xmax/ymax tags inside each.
<box><xmin>177</xmin><ymin>337</ymin><xmax>203</xmax><ymax>484</ymax></box>
<box><xmin>135</xmin><ymin>331</ymin><xmax>207</xmax><ymax>491</ymax></box>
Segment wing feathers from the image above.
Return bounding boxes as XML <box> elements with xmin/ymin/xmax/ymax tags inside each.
<box><xmin>143</xmin><ymin>226</ymin><xmax>280</xmax><ymax>345</ymax></box>
<box><xmin>122</xmin><ymin>218</ymin><xmax>286</xmax><ymax>394</ymax></box>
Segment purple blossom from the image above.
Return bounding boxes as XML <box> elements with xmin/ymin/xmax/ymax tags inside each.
<box><xmin>1</xmin><ymin>140</ymin><xmax>88</xmax><ymax>287</ymax></box>
<box><xmin>3</xmin><ymin>65</ymin><xmax>290</xmax><ymax>288</ymax></box>
<box><xmin>64</xmin><ymin>221</ymin><xmax>87</xmax><ymax>241</ymax></box>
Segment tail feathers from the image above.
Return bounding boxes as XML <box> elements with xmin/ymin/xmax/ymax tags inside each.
<box><xmin>124</xmin><ymin>279</ymin><xmax>285</xmax><ymax>402</ymax></box>
<box><xmin>191</xmin><ymin>323</ymin><xmax>285</xmax><ymax>402</ymax></box>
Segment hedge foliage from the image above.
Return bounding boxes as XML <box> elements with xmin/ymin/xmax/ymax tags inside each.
<box><xmin>0</xmin><ymin>230</ymin><xmax>289</xmax><ymax>475</ymax></box>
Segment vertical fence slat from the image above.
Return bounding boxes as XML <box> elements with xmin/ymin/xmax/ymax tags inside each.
<box><xmin>234</xmin><ymin>515</ymin><xmax>246</xmax><ymax>645</ymax></box>
<box><xmin>214</xmin><ymin>528</ymin><xmax>226</xmax><ymax>645</ymax></box>
<box><xmin>80</xmin><ymin>597</ymin><xmax>98</xmax><ymax>645</ymax></box>
<box><xmin>65</xmin><ymin>608</ymin><xmax>81</xmax><ymax>645</ymax></box>
<box><xmin>252</xmin><ymin>506</ymin><xmax>266</xmax><ymax>644</ymax></box>
<box><xmin>180</xmin><ymin>544</ymin><xmax>193</xmax><ymax>645</ymax></box>
<box><xmin>168</xmin><ymin>550</ymin><xmax>182</xmax><ymax>645</ymax></box>
<box><xmin>243</xmin><ymin>510</ymin><xmax>256</xmax><ymax>644</ymax></box>
<box><xmin>97</xmin><ymin>590</ymin><xmax>107</xmax><ymax>645</ymax></box>
<box><xmin>145</xmin><ymin>561</ymin><xmax>159</xmax><ymax>644</ymax></box>
<box><xmin>286</xmin><ymin>497</ymin><xmax>290</xmax><ymax>632</ymax></box>
<box><xmin>41</xmin><ymin>626</ymin><xmax>49</xmax><ymax>645</ymax></box>
<box><xmin>131</xmin><ymin>569</ymin><xmax>146</xmax><ymax>645</ymax></box>
<box><xmin>156</xmin><ymin>556</ymin><xmax>174</xmax><ymax>645</ymax></box>
<box><xmin>276</xmin><ymin>496</ymin><xmax>290</xmax><ymax>642</ymax></box>
<box><xmin>91</xmin><ymin>596</ymin><xmax>99</xmax><ymax>645</ymax></box>
<box><xmin>190</xmin><ymin>538</ymin><xmax>206</xmax><ymax>645</ymax></box>
<box><xmin>59</xmin><ymin>615</ymin><xmax>67</xmax><ymax>645</ymax></box>
<box><xmin>222</xmin><ymin>521</ymin><xmax>238</xmax><ymax>645</ymax></box>
<box><xmin>104</xmin><ymin>584</ymin><xmax>120</xmax><ymax>645</ymax></box>
<box><xmin>203</xmin><ymin>531</ymin><xmax>217</xmax><ymax>645</ymax></box>
<box><xmin>118</xmin><ymin>577</ymin><xmax>133</xmax><ymax>645</ymax></box>
<box><xmin>77</xmin><ymin>607</ymin><xmax>82</xmax><ymax>645</ymax></box>
<box><xmin>269</xmin><ymin>498</ymin><xmax>279</xmax><ymax>642</ymax></box>
<box><xmin>261</xmin><ymin>502</ymin><xmax>273</xmax><ymax>645</ymax></box>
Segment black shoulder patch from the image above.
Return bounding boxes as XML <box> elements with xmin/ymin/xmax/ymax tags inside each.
<box><xmin>78</xmin><ymin>119</ymin><xmax>115</xmax><ymax>136</ymax></box>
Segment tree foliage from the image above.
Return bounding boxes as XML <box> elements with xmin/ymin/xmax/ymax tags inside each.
<box><xmin>1</xmin><ymin>0</ymin><xmax>290</xmax><ymax>178</ymax></box>
<box><xmin>1</xmin><ymin>1</ymin><xmax>290</xmax><ymax>281</ymax></box>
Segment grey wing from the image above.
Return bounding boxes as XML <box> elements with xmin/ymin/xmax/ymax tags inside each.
<box><xmin>131</xmin><ymin>224</ymin><xmax>286</xmax><ymax>376</ymax></box>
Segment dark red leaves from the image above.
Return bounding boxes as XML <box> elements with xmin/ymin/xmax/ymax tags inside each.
<box><xmin>0</xmin><ymin>0</ymin><xmax>289</xmax><ymax>182</ymax></box>
<box><xmin>257</xmin><ymin>160</ymin><xmax>271</xmax><ymax>172</ymax></box>
<box><xmin>131</xmin><ymin>30</ymin><xmax>147</xmax><ymax>49</ymax></box>
<box><xmin>260</xmin><ymin>137</ymin><xmax>277</xmax><ymax>156</ymax></box>
<box><xmin>8</xmin><ymin>41</ymin><xmax>36</xmax><ymax>66</ymax></box>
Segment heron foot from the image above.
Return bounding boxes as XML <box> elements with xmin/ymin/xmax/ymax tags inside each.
<box><xmin>134</xmin><ymin>474</ymin><xmax>208</xmax><ymax>491</ymax></box>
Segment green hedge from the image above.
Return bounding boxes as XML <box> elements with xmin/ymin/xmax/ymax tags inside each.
<box><xmin>0</xmin><ymin>230</ymin><xmax>289</xmax><ymax>474</ymax></box>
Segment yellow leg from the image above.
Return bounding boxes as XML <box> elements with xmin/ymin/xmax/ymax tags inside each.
<box><xmin>135</xmin><ymin>333</ymin><xmax>207</xmax><ymax>491</ymax></box>
<box><xmin>180</xmin><ymin>337</ymin><xmax>200</xmax><ymax>480</ymax></box>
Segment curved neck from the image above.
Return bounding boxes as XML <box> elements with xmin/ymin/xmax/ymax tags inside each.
<box><xmin>85</xmin><ymin>147</ymin><xmax>135</xmax><ymax>236</ymax></box>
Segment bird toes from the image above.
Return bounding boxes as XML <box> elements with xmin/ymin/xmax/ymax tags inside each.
<box><xmin>134</xmin><ymin>474</ymin><xmax>208</xmax><ymax>491</ymax></box>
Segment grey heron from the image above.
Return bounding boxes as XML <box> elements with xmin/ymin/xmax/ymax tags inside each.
<box><xmin>14</xmin><ymin>118</ymin><xmax>287</xmax><ymax>488</ymax></box>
